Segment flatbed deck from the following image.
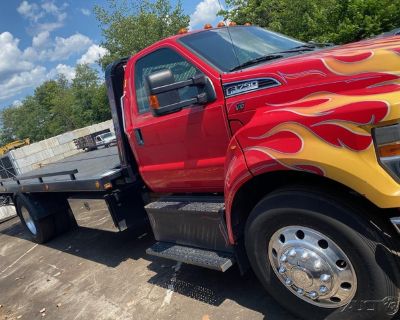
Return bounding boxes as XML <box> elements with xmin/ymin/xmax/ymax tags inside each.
<box><xmin>0</xmin><ymin>147</ymin><xmax>124</xmax><ymax>194</ymax></box>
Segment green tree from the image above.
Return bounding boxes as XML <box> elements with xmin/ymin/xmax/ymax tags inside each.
<box><xmin>94</xmin><ymin>0</ymin><xmax>190</xmax><ymax>68</ymax></box>
<box><xmin>0</xmin><ymin>64</ymin><xmax>111</xmax><ymax>144</ymax></box>
<box><xmin>48</xmin><ymin>75</ymin><xmax>80</xmax><ymax>135</ymax></box>
<box><xmin>221</xmin><ymin>0</ymin><xmax>400</xmax><ymax>44</ymax></box>
<box><xmin>72</xmin><ymin>64</ymin><xmax>111</xmax><ymax>124</ymax></box>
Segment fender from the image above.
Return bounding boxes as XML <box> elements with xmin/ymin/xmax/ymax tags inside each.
<box><xmin>224</xmin><ymin>137</ymin><xmax>252</xmax><ymax>243</ymax></box>
<box><xmin>225</xmin><ymin>89</ymin><xmax>400</xmax><ymax>244</ymax></box>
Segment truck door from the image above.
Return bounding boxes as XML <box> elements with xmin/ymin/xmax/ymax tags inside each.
<box><xmin>125</xmin><ymin>47</ymin><xmax>230</xmax><ymax>193</ymax></box>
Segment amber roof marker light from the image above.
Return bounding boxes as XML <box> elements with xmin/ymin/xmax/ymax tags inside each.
<box><xmin>228</xmin><ymin>21</ymin><xmax>237</xmax><ymax>27</ymax></box>
<box><xmin>204</xmin><ymin>23</ymin><xmax>213</xmax><ymax>29</ymax></box>
<box><xmin>217</xmin><ymin>21</ymin><xmax>226</xmax><ymax>28</ymax></box>
<box><xmin>178</xmin><ymin>28</ymin><xmax>188</xmax><ymax>34</ymax></box>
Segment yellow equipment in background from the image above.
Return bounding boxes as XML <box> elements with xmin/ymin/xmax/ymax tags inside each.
<box><xmin>0</xmin><ymin>138</ymin><xmax>30</xmax><ymax>155</ymax></box>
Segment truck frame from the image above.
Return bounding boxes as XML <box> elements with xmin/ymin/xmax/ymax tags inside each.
<box><xmin>3</xmin><ymin>25</ymin><xmax>400</xmax><ymax>320</ymax></box>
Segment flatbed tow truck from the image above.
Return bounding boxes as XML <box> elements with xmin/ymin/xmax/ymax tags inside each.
<box><xmin>3</xmin><ymin>24</ymin><xmax>400</xmax><ymax>319</ymax></box>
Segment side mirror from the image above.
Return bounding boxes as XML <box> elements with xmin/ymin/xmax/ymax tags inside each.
<box><xmin>146</xmin><ymin>69</ymin><xmax>215</xmax><ymax>116</ymax></box>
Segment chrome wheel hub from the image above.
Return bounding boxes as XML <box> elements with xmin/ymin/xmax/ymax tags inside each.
<box><xmin>21</xmin><ymin>206</ymin><xmax>37</xmax><ymax>235</ymax></box>
<box><xmin>268</xmin><ymin>226</ymin><xmax>357</xmax><ymax>308</ymax></box>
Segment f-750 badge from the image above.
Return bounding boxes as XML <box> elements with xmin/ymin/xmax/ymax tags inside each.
<box><xmin>225</xmin><ymin>81</ymin><xmax>259</xmax><ymax>96</ymax></box>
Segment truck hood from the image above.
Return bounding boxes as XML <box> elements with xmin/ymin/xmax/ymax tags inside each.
<box><xmin>222</xmin><ymin>35</ymin><xmax>400</xmax><ymax>126</ymax></box>
<box><xmin>223</xmin><ymin>35</ymin><xmax>400</xmax><ymax>80</ymax></box>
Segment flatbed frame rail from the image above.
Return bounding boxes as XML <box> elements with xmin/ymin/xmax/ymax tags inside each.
<box><xmin>12</xmin><ymin>169</ymin><xmax>78</xmax><ymax>184</ymax></box>
<box><xmin>0</xmin><ymin>167</ymin><xmax>125</xmax><ymax>194</ymax></box>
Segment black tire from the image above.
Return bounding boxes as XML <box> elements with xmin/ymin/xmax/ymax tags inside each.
<box><xmin>16</xmin><ymin>194</ymin><xmax>56</xmax><ymax>243</ymax></box>
<box><xmin>245</xmin><ymin>186</ymin><xmax>400</xmax><ymax>320</ymax></box>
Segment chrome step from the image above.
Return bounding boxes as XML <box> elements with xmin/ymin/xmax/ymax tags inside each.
<box><xmin>146</xmin><ymin>241</ymin><xmax>235</xmax><ymax>272</ymax></box>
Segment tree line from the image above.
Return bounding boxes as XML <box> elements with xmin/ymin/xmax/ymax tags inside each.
<box><xmin>221</xmin><ymin>0</ymin><xmax>400</xmax><ymax>44</ymax></box>
<box><xmin>0</xmin><ymin>65</ymin><xmax>110</xmax><ymax>144</ymax></box>
<box><xmin>2</xmin><ymin>0</ymin><xmax>399</xmax><ymax>144</ymax></box>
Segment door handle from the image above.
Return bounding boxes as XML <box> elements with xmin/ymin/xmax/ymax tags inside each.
<box><xmin>134</xmin><ymin>128</ymin><xmax>144</xmax><ymax>145</ymax></box>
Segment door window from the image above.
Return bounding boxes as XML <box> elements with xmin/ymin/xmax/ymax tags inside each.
<box><xmin>134</xmin><ymin>48</ymin><xmax>203</xmax><ymax>113</ymax></box>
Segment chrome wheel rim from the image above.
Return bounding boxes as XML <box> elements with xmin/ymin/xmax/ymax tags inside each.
<box><xmin>21</xmin><ymin>206</ymin><xmax>37</xmax><ymax>235</ymax></box>
<box><xmin>268</xmin><ymin>226</ymin><xmax>357</xmax><ymax>308</ymax></box>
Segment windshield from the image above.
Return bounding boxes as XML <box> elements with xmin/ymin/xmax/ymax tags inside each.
<box><xmin>180</xmin><ymin>26</ymin><xmax>304</xmax><ymax>72</ymax></box>
<box><xmin>100</xmin><ymin>132</ymin><xmax>113</xmax><ymax>139</ymax></box>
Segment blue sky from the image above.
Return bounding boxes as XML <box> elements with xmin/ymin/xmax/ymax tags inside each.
<box><xmin>0</xmin><ymin>0</ymin><xmax>226</xmax><ymax>108</ymax></box>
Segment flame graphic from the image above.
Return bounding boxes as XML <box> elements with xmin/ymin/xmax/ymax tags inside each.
<box><xmin>239</xmin><ymin>42</ymin><xmax>400</xmax><ymax>202</ymax></box>
<box><xmin>323</xmin><ymin>47</ymin><xmax>400</xmax><ymax>76</ymax></box>
<box><xmin>264</xmin><ymin>100</ymin><xmax>389</xmax><ymax>151</ymax></box>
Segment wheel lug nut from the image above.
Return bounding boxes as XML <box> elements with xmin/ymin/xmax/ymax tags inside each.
<box><xmin>297</xmin><ymin>288</ymin><xmax>304</xmax><ymax>295</ymax></box>
<box><xmin>279</xmin><ymin>266</ymin><xmax>286</xmax><ymax>274</ymax></box>
<box><xmin>300</xmin><ymin>251</ymin><xmax>309</xmax><ymax>260</ymax></box>
<box><xmin>320</xmin><ymin>274</ymin><xmax>331</xmax><ymax>282</ymax></box>
<box><xmin>285</xmin><ymin>278</ymin><xmax>293</xmax><ymax>286</ymax></box>
<box><xmin>280</xmin><ymin>255</ymin><xmax>287</xmax><ymax>263</ymax></box>
<box><xmin>288</xmin><ymin>249</ymin><xmax>296</xmax><ymax>257</ymax></box>
<box><xmin>319</xmin><ymin>285</ymin><xmax>329</xmax><ymax>294</ymax></box>
<box><xmin>314</xmin><ymin>260</ymin><xmax>322</xmax><ymax>271</ymax></box>
<box><xmin>308</xmin><ymin>291</ymin><xmax>318</xmax><ymax>299</ymax></box>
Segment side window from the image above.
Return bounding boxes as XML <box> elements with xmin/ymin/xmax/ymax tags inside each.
<box><xmin>134</xmin><ymin>48</ymin><xmax>202</xmax><ymax>113</ymax></box>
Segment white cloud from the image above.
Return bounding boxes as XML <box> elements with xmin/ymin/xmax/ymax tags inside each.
<box><xmin>36</xmin><ymin>20</ymin><xmax>65</xmax><ymax>34</ymax></box>
<box><xmin>50</xmin><ymin>33</ymin><xmax>93</xmax><ymax>61</ymax></box>
<box><xmin>22</xmin><ymin>33</ymin><xmax>93</xmax><ymax>62</ymax></box>
<box><xmin>0</xmin><ymin>66</ymin><xmax>47</xmax><ymax>102</ymax></box>
<box><xmin>77</xmin><ymin>44</ymin><xmax>108</xmax><ymax>64</ymax></box>
<box><xmin>41</xmin><ymin>1</ymin><xmax>62</xmax><ymax>15</ymax></box>
<box><xmin>189</xmin><ymin>0</ymin><xmax>222</xmax><ymax>30</ymax></box>
<box><xmin>22</xmin><ymin>46</ymin><xmax>39</xmax><ymax>61</ymax></box>
<box><xmin>17</xmin><ymin>0</ymin><xmax>67</xmax><ymax>34</ymax></box>
<box><xmin>48</xmin><ymin>64</ymin><xmax>76</xmax><ymax>81</ymax></box>
<box><xmin>0</xmin><ymin>28</ymin><xmax>102</xmax><ymax>104</ymax></box>
<box><xmin>0</xmin><ymin>31</ymin><xmax>44</xmax><ymax>103</ymax></box>
<box><xmin>32</xmin><ymin>31</ymin><xmax>50</xmax><ymax>48</ymax></box>
<box><xmin>0</xmin><ymin>32</ymin><xmax>33</xmax><ymax>78</ymax></box>
<box><xmin>17</xmin><ymin>1</ymin><xmax>44</xmax><ymax>22</ymax></box>
<box><xmin>81</xmin><ymin>8</ymin><xmax>90</xmax><ymax>16</ymax></box>
<box><xmin>0</xmin><ymin>31</ymin><xmax>83</xmax><ymax>104</ymax></box>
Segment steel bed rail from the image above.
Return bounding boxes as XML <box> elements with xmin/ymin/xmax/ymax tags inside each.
<box><xmin>0</xmin><ymin>168</ymin><xmax>126</xmax><ymax>194</ymax></box>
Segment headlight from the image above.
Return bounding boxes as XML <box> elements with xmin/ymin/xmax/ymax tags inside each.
<box><xmin>373</xmin><ymin>123</ymin><xmax>400</xmax><ymax>179</ymax></box>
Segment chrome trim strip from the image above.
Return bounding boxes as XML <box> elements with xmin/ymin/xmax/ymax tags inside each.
<box><xmin>120</xmin><ymin>93</ymin><xmax>127</xmax><ymax>135</ymax></box>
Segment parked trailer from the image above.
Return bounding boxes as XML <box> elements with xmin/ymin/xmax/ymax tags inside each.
<box><xmin>3</xmin><ymin>25</ymin><xmax>400</xmax><ymax>320</ymax></box>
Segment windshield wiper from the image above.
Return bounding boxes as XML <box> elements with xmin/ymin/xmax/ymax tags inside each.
<box><xmin>229</xmin><ymin>43</ymin><xmax>320</xmax><ymax>72</ymax></box>
<box><xmin>308</xmin><ymin>41</ymin><xmax>335</xmax><ymax>47</ymax></box>
<box><xmin>291</xmin><ymin>44</ymin><xmax>317</xmax><ymax>49</ymax></box>
<box><xmin>275</xmin><ymin>44</ymin><xmax>317</xmax><ymax>54</ymax></box>
<box><xmin>230</xmin><ymin>54</ymin><xmax>283</xmax><ymax>72</ymax></box>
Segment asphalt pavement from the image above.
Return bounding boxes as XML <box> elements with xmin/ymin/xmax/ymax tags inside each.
<box><xmin>0</xmin><ymin>203</ymin><xmax>298</xmax><ymax>320</ymax></box>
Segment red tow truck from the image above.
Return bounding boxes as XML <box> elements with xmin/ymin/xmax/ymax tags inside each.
<box><xmin>3</xmin><ymin>25</ymin><xmax>400</xmax><ymax>319</ymax></box>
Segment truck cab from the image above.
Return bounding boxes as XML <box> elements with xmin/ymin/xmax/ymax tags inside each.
<box><xmin>108</xmin><ymin>25</ymin><xmax>400</xmax><ymax>319</ymax></box>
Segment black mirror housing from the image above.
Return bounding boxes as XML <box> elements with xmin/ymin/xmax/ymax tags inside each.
<box><xmin>145</xmin><ymin>69</ymin><xmax>215</xmax><ymax>117</ymax></box>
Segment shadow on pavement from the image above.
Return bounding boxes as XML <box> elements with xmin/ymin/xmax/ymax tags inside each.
<box><xmin>0</xmin><ymin>217</ymin><xmax>297</xmax><ymax>320</ymax></box>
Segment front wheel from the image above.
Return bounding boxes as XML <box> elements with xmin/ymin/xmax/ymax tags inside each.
<box><xmin>245</xmin><ymin>186</ymin><xmax>400</xmax><ymax>320</ymax></box>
